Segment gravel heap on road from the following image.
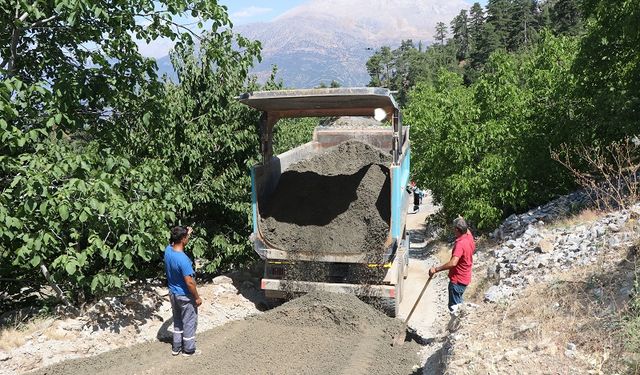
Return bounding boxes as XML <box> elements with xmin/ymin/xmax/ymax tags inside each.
<box><xmin>32</xmin><ymin>292</ymin><xmax>421</xmax><ymax>375</ymax></box>
<box><xmin>260</xmin><ymin>291</ymin><xmax>403</xmax><ymax>335</ymax></box>
<box><xmin>260</xmin><ymin>141</ymin><xmax>392</xmax><ymax>259</ymax></box>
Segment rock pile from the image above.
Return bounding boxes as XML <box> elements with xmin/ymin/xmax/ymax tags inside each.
<box><xmin>484</xmin><ymin>201</ymin><xmax>640</xmax><ymax>303</ymax></box>
<box><xmin>491</xmin><ymin>191</ymin><xmax>590</xmax><ymax>241</ymax></box>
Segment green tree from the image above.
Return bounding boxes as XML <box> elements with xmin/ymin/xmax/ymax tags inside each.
<box><xmin>469</xmin><ymin>2</ymin><xmax>486</xmax><ymax>51</ymax></box>
<box><xmin>550</xmin><ymin>0</ymin><xmax>583</xmax><ymax>36</ymax></box>
<box><xmin>366</xmin><ymin>46</ymin><xmax>394</xmax><ymax>87</ymax></box>
<box><xmin>273</xmin><ymin>118</ymin><xmax>318</xmax><ymax>155</ymax></box>
<box><xmin>130</xmin><ymin>32</ymin><xmax>263</xmax><ymax>273</ymax></box>
<box><xmin>0</xmin><ymin>0</ymin><xmax>263</xmax><ymax>303</ymax></box>
<box><xmin>365</xmin><ymin>40</ymin><xmax>459</xmax><ymax>105</ymax></box>
<box><xmin>485</xmin><ymin>0</ymin><xmax>512</xmax><ymax>49</ymax></box>
<box><xmin>508</xmin><ymin>0</ymin><xmax>539</xmax><ymax>50</ymax></box>
<box><xmin>469</xmin><ymin>22</ymin><xmax>502</xmax><ymax>73</ymax></box>
<box><xmin>435</xmin><ymin>22</ymin><xmax>448</xmax><ymax>45</ymax></box>
<box><xmin>572</xmin><ymin>0</ymin><xmax>640</xmax><ymax>142</ymax></box>
<box><xmin>407</xmin><ymin>33</ymin><xmax>580</xmax><ymax>229</ymax></box>
<box><xmin>451</xmin><ymin>10</ymin><xmax>470</xmax><ymax>61</ymax></box>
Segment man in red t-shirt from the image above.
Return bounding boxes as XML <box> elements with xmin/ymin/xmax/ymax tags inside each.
<box><xmin>429</xmin><ymin>217</ymin><xmax>476</xmax><ymax>311</ymax></box>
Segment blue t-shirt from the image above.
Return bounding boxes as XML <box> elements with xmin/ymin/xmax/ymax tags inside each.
<box><xmin>164</xmin><ymin>245</ymin><xmax>195</xmax><ymax>296</ymax></box>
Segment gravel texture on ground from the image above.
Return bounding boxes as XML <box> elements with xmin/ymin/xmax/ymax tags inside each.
<box><xmin>260</xmin><ymin>141</ymin><xmax>392</xmax><ymax>259</ymax></box>
<box><xmin>32</xmin><ymin>292</ymin><xmax>421</xmax><ymax>375</ymax></box>
<box><xmin>319</xmin><ymin>116</ymin><xmax>386</xmax><ymax>128</ymax></box>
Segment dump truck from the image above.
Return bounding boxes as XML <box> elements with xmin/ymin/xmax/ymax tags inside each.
<box><xmin>239</xmin><ymin>87</ymin><xmax>411</xmax><ymax>316</ymax></box>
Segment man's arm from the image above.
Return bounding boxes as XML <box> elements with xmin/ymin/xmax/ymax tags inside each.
<box><xmin>184</xmin><ymin>275</ymin><xmax>203</xmax><ymax>306</ymax></box>
<box><xmin>428</xmin><ymin>256</ymin><xmax>459</xmax><ymax>277</ymax></box>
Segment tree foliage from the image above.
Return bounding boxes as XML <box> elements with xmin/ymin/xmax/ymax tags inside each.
<box><xmin>401</xmin><ymin>0</ymin><xmax>638</xmax><ymax>232</ymax></box>
<box><xmin>365</xmin><ymin>0</ymin><xmax>586</xmax><ymax>88</ymax></box>
<box><xmin>572</xmin><ymin>0</ymin><xmax>640</xmax><ymax>143</ymax></box>
<box><xmin>406</xmin><ymin>33</ymin><xmax>581</xmax><ymax>229</ymax></box>
<box><xmin>0</xmin><ymin>0</ymin><xmax>265</xmax><ymax>305</ymax></box>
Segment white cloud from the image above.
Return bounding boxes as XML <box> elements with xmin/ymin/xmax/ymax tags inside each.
<box><xmin>231</xmin><ymin>6</ymin><xmax>272</xmax><ymax>19</ymax></box>
<box><xmin>136</xmin><ymin>37</ymin><xmax>175</xmax><ymax>59</ymax></box>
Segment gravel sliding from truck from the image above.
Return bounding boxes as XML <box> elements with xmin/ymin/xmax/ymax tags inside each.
<box><xmin>259</xmin><ymin>140</ymin><xmax>392</xmax><ymax>260</ymax></box>
<box><xmin>33</xmin><ymin>292</ymin><xmax>420</xmax><ymax>375</ymax></box>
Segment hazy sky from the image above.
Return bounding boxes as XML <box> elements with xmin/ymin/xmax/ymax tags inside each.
<box><xmin>221</xmin><ymin>0</ymin><xmax>306</xmax><ymax>25</ymax></box>
<box><xmin>221</xmin><ymin>0</ymin><xmax>487</xmax><ymax>25</ymax></box>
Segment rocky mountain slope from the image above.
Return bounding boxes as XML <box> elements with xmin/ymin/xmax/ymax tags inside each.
<box><xmin>155</xmin><ymin>0</ymin><xmax>470</xmax><ymax>87</ymax></box>
<box><xmin>236</xmin><ymin>0</ymin><xmax>469</xmax><ymax>88</ymax></box>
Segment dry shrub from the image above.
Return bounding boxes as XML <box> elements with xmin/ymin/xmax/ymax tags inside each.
<box><xmin>623</xmin><ymin>239</ymin><xmax>640</xmax><ymax>374</ymax></box>
<box><xmin>552</xmin><ymin>137</ymin><xmax>640</xmax><ymax>211</ymax></box>
<box><xmin>0</xmin><ymin>317</ymin><xmax>56</xmax><ymax>351</ymax></box>
<box><xmin>498</xmin><ymin>246</ymin><xmax>637</xmax><ymax>374</ymax></box>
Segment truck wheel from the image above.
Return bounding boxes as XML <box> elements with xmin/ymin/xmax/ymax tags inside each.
<box><xmin>264</xmin><ymin>297</ymin><xmax>285</xmax><ymax>310</ymax></box>
<box><xmin>358</xmin><ymin>296</ymin><xmax>396</xmax><ymax>318</ymax></box>
<box><xmin>378</xmin><ymin>297</ymin><xmax>397</xmax><ymax>318</ymax></box>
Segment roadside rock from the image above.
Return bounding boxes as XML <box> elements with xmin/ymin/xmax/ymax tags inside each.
<box><xmin>484</xmin><ymin>201</ymin><xmax>639</xmax><ymax>303</ymax></box>
<box><xmin>212</xmin><ymin>275</ymin><xmax>233</xmax><ymax>285</ymax></box>
<box><xmin>484</xmin><ymin>285</ymin><xmax>514</xmax><ymax>303</ymax></box>
<box><xmin>535</xmin><ymin>236</ymin><xmax>555</xmax><ymax>253</ymax></box>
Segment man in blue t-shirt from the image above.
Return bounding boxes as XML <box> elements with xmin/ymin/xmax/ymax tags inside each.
<box><xmin>164</xmin><ymin>226</ymin><xmax>202</xmax><ymax>356</ymax></box>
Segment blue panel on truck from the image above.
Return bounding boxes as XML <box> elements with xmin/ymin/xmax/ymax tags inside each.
<box><xmin>250</xmin><ymin>167</ymin><xmax>258</xmax><ymax>233</ymax></box>
<box><xmin>391</xmin><ymin>148</ymin><xmax>411</xmax><ymax>240</ymax></box>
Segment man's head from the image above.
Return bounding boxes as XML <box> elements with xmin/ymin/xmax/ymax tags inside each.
<box><xmin>453</xmin><ymin>216</ymin><xmax>468</xmax><ymax>236</ymax></box>
<box><xmin>170</xmin><ymin>226</ymin><xmax>191</xmax><ymax>246</ymax></box>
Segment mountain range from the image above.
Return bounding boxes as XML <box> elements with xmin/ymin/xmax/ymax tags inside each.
<box><xmin>159</xmin><ymin>0</ymin><xmax>471</xmax><ymax>88</ymax></box>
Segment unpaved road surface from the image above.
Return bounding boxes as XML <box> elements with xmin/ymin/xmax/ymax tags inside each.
<box><xmin>33</xmin><ymin>293</ymin><xmax>421</xmax><ymax>375</ymax></box>
<box><xmin>29</xmin><ymin>191</ymin><xmax>447</xmax><ymax>375</ymax></box>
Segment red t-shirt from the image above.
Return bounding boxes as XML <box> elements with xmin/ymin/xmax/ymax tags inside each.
<box><xmin>448</xmin><ymin>231</ymin><xmax>475</xmax><ymax>285</ymax></box>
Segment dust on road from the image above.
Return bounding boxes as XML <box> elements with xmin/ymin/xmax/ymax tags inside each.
<box><xmin>33</xmin><ymin>292</ymin><xmax>421</xmax><ymax>375</ymax></box>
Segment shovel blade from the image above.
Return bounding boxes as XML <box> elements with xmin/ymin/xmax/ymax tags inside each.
<box><xmin>392</xmin><ymin>328</ymin><xmax>407</xmax><ymax>347</ymax></box>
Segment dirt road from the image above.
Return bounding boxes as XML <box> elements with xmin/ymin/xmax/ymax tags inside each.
<box><xmin>33</xmin><ymin>293</ymin><xmax>422</xmax><ymax>375</ymax></box>
<box><xmin>30</xmin><ymin>193</ymin><xmax>447</xmax><ymax>375</ymax></box>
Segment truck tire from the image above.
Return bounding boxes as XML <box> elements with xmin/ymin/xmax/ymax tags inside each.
<box><xmin>378</xmin><ymin>297</ymin><xmax>397</xmax><ymax>318</ymax></box>
<box><xmin>359</xmin><ymin>296</ymin><xmax>397</xmax><ymax>318</ymax></box>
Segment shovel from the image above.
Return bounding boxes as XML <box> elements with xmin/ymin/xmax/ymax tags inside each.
<box><xmin>392</xmin><ymin>275</ymin><xmax>433</xmax><ymax>346</ymax></box>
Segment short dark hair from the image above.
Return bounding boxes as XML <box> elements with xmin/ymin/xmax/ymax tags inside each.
<box><xmin>170</xmin><ymin>226</ymin><xmax>189</xmax><ymax>244</ymax></box>
<box><xmin>453</xmin><ymin>217</ymin><xmax>468</xmax><ymax>233</ymax></box>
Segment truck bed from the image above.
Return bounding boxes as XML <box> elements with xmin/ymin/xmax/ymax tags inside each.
<box><xmin>251</xmin><ymin>126</ymin><xmax>411</xmax><ymax>264</ymax></box>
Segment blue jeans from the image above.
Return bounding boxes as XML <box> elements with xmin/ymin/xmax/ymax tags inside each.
<box><xmin>448</xmin><ymin>282</ymin><xmax>467</xmax><ymax>311</ymax></box>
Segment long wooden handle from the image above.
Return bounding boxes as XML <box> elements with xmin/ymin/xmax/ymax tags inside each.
<box><xmin>404</xmin><ymin>276</ymin><xmax>433</xmax><ymax>325</ymax></box>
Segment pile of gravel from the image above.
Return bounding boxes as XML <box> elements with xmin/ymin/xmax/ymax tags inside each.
<box><xmin>259</xmin><ymin>291</ymin><xmax>403</xmax><ymax>335</ymax></box>
<box><xmin>320</xmin><ymin>116</ymin><xmax>385</xmax><ymax>128</ymax></box>
<box><xmin>260</xmin><ymin>141</ymin><xmax>392</xmax><ymax>259</ymax></box>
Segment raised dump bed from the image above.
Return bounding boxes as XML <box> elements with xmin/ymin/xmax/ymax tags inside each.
<box><xmin>239</xmin><ymin>88</ymin><xmax>411</xmax><ymax>316</ymax></box>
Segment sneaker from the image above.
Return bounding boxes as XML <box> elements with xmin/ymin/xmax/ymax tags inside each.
<box><xmin>172</xmin><ymin>349</ymin><xmax>181</xmax><ymax>356</ymax></box>
<box><xmin>182</xmin><ymin>349</ymin><xmax>201</xmax><ymax>357</ymax></box>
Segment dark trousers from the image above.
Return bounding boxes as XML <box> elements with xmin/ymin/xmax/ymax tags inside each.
<box><xmin>170</xmin><ymin>293</ymin><xmax>198</xmax><ymax>353</ymax></box>
<box><xmin>448</xmin><ymin>281</ymin><xmax>467</xmax><ymax>312</ymax></box>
